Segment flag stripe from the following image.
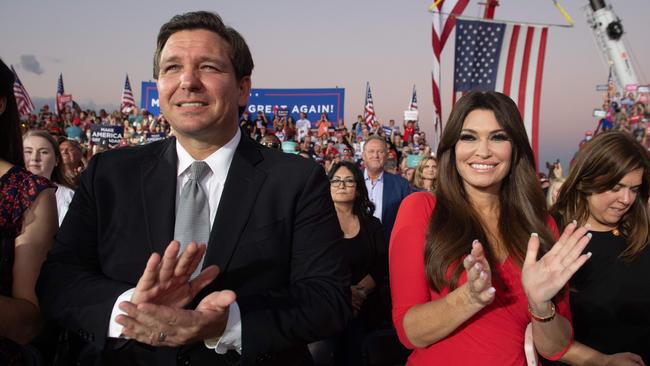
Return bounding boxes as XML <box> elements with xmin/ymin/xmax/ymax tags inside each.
<box><xmin>11</xmin><ymin>66</ymin><xmax>35</xmax><ymax>117</ymax></box>
<box><xmin>364</xmin><ymin>82</ymin><xmax>376</xmax><ymax>126</ymax></box>
<box><xmin>440</xmin><ymin>0</ymin><xmax>470</xmax><ymax>47</ymax></box>
<box><xmin>523</xmin><ymin>27</ymin><xmax>543</xmax><ymax>144</ymax></box>
<box><xmin>503</xmin><ymin>25</ymin><xmax>520</xmax><ymax>98</ymax></box>
<box><xmin>55</xmin><ymin>73</ymin><xmax>64</xmax><ymax>115</ymax></box>
<box><xmin>409</xmin><ymin>85</ymin><xmax>418</xmax><ymax>111</ymax></box>
<box><xmin>517</xmin><ymin>27</ymin><xmax>535</xmax><ymax>121</ymax></box>
<box><xmin>494</xmin><ymin>24</ymin><xmax>513</xmax><ymax>92</ymax></box>
<box><xmin>121</xmin><ymin>74</ymin><xmax>136</xmax><ymax>112</ymax></box>
<box><xmin>532</xmin><ymin>27</ymin><xmax>548</xmax><ymax>164</ymax></box>
<box><xmin>431</xmin><ymin>0</ymin><xmax>469</xmax><ymax>139</ymax></box>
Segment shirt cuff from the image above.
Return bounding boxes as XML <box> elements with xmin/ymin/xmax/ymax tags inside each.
<box><xmin>108</xmin><ymin>288</ymin><xmax>135</xmax><ymax>338</ymax></box>
<box><xmin>204</xmin><ymin>301</ymin><xmax>242</xmax><ymax>354</ymax></box>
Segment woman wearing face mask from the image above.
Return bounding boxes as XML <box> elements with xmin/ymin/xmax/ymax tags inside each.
<box><xmin>23</xmin><ymin>130</ymin><xmax>76</xmax><ymax>225</ymax></box>
<box><xmin>390</xmin><ymin>91</ymin><xmax>591</xmax><ymax>364</ymax></box>
<box><xmin>0</xmin><ymin>59</ymin><xmax>58</xmax><ymax>365</ymax></box>
<box><xmin>551</xmin><ymin>132</ymin><xmax>650</xmax><ymax>365</ymax></box>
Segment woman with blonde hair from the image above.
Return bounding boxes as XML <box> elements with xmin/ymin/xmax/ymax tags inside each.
<box><xmin>552</xmin><ymin>131</ymin><xmax>650</xmax><ymax>364</ymax></box>
<box><xmin>412</xmin><ymin>156</ymin><xmax>437</xmax><ymax>192</ymax></box>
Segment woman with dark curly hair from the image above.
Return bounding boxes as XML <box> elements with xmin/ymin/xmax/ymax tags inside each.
<box><xmin>551</xmin><ymin>132</ymin><xmax>650</xmax><ymax>365</ymax></box>
<box><xmin>312</xmin><ymin>161</ymin><xmax>386</xmax><ymax>365</ymax></box>
<box><xmin>390</xmin><ymin>91</ymin><xmax>591</xmax><ymax>364</ymax></box>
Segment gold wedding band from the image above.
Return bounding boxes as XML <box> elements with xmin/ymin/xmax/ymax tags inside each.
<box><xmin>158</xmin><ymin>331</ymin><xmax>167</xmax><ymax>343</ymax></box>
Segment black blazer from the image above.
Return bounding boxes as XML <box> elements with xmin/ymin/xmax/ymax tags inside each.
<box><xmin>37</xmin><ymin>135</ymin><xmax>351</xmax><ymax>366</ymax></box>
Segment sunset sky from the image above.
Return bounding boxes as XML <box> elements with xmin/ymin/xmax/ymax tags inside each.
<box><xmin>2</xmin><ymin>0</ymin><xmax>648</xmax><ymax>169</ymax></box>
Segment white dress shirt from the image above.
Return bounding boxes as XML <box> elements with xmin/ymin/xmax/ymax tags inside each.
<box><xmin>55</xmin><ymin>184</ymin><xmax>75</xmax><ymax>226</ymax></box>
<box><xmin>108</xmin><ymin>129</ymin><xmax>243</xmax><ymax>354</ymax></box>
<box><xmin>364</xmin><ymin>169</ymin><xmax>384</xmax><ymax>222</ymax></box>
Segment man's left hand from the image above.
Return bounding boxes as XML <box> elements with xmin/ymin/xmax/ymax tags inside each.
<box><xmin>116</xmin><ymin>290</ymin><xmax>236</xmax><ymax>347</ymax></box>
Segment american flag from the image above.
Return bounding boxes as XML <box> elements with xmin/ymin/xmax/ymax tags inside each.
<box><xmin>408</xmin><ymin>84</ymin><xmax>418</xmax><ymax>111</ymax></box>
<box><xmin>364</xmin><ymin>82</ymin><xmax>376</xmax><ymax>126</ymax></box>
<box><xmin>432</xmin><ymin>0</ymin><xmax>469</xmax><ymax>139</ymax></box>
<box><xmin>121</xmin><ymin>74</ymin><xmax>136</xmax><ymax>113</ymax></box>
<box><xmin>11</xmin><ymin>66</ymin><xmax>35</xmax><ymax>117</ymax></box>
<box><xmin>453</xmin><ymin>18</ymin><xmax>548</xmax><ymax>157</ymax></box>
<box><xmin>55</xmin><ymin>73</ymin><xmax>64</xmax><ymax>115</ymax></box>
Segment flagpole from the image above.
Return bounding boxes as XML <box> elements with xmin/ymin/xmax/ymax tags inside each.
<box><xmin>429</xmin><ymin>11</ymin><xmax>573</xmax><ymax>28</ymax></box>
<box><xmin>482</xmin><ymin>0</ymin><xmax>499</xmax><ymax>19</ymax></box>
<box><xmin>364</xmin><ymin>81</ymin><xmax>369</xmax><ymax>108</ymax></box>
<box><xmin>433</xmin><ymin>10</ymin><xmax>442</xmax><ymax>150</ymax></box>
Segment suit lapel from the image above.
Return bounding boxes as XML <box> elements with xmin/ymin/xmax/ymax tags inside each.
<box><xmin>140</xmin><ymin>138</ymin><xmax>177</xmax><ymax>254</ymax></box>
<box><xmin>203</xmin><ymin>136</ymin><xmax>266</xmax><ymax>272</ymax></box>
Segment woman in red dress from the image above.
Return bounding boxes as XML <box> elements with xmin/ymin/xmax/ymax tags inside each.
<box><xmin>389</xmin><ymin>91</ymin><xmax>591</xmax><ymax>365</ymax></box>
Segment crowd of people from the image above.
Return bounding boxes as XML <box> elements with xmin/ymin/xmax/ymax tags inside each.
<box><xmin>2</xmin><ymin>9</ymin><xmax>650</xmax><ymax>366</ymax></box>
<box><xmin>592</xmin><ymin>84</ymin><xmax>650</xmax><ymax>147</ymax></box>
<box><xmin>18</xmin><ymin>103</ymin><xmax>442</xmax><ymax>195</ymax></box>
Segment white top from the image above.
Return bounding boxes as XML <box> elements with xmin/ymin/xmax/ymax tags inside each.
<box><xmin>296</xmin><ymin>118</ymin><xmax>311</xmax><ymax>140</ymax></box>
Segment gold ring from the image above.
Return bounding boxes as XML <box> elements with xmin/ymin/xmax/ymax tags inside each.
<box><xmin>158</xmin><ymin>331</ymin><xmax>167</xmax><ymax>343</ymax></box>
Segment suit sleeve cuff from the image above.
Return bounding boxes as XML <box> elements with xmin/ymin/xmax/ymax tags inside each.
<box><xmin>204</xmin><ymin>301</ymin><xmax>242</xmax><ymax>354</ymax></box>
<box><xmin>108</xmin><ymin>288</ymin><xmax>135</xmax><ymax>338</ymax></box>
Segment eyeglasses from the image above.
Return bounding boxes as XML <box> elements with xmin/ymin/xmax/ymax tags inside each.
<box><xmin>330</xmin><ymin>178</ymin><xmax>356</xmax><ymax>187</ymax></box>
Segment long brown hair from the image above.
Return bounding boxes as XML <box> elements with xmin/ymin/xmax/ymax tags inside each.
<box><xmin>425</xmin><ymin>91</ymin><xmax>554</xmax><ymax>292</ymax></box>
<box><xmin>552</xmin><ymin>131</ymin><xmax>650</xmax><ymax>259</ymax></box>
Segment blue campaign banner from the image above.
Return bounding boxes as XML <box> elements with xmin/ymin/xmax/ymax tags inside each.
<box><xmin>90</xmin><ymin>125</ymin><xmax>124</xmax><ymax>145</ymax></box>
<box><xmin>246</xmin><ymin>88</ymin><xmax>345</xmax><ymax>128</ymax></box>
<box><xmin>141</xmin><ymin>81</ymin><xmax>160</xmax><ymax>116</ymax></box>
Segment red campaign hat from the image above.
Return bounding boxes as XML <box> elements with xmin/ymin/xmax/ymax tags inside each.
<box><xmin>73</xmin><ymin>118</ymin><xmax>81</xmax><ymax>126</ymax></box>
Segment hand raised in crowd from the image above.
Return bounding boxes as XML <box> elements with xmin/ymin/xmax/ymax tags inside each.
<box><xmin>117</xmin><ymin>290</ymin><xmax>236</xmax><ymax>347</ymax></box>
<box><xmin>545</xmin><ymin>160</ymin><xmax>564</xmax><ymax>180</ymax></box>
<box><xmin>131</xmin><ymin>240</ymin><xmax>219</xmax><ymax>308</ymax></box>
<box><xmin>521</xmin><ymin>222</ymin><xmax>592</xmax><ymax>311</ymax></box>
<box><xmin>462</xmin><ymin>240</ymin><xmax>496</xmax><ymax>307</ymax></box>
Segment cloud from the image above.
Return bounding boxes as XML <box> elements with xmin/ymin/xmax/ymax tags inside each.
<box><xmin>20</xmin><ymin>55</ymin><xmax>44</xmax><ymax>75</ymax></box>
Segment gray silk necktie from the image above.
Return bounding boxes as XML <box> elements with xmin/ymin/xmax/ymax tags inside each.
<box><xmin>174</xmin><ymin>161</ymin><xmax>211</xmax><ymax>278</ymax></box>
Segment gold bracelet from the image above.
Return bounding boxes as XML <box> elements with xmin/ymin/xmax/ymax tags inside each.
<box><xmin>528</xmin><ymin>302</ymin><xmax>556</xmax><ymax>322</ymax></box>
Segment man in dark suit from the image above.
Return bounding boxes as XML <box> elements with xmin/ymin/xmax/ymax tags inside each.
<box><xmin>37</xmin><ymin>11</ymin><xmax>349</xmax><ymax>366</ymax></box>
<box><xmin>362</xmin><ymin>135</ymin><xmax>411</xmax><ymax>244</ymax></box>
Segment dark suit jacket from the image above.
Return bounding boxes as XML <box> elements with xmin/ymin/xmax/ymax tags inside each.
<box><xmin>37</xmin><ymin>135</ymin><xmax>350</xmax><ymax>366</ymax></box>
<box><xmin>380</xmin><ymin>172</ymin><xmax>411</xmax><ymax>244</ymax></box>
